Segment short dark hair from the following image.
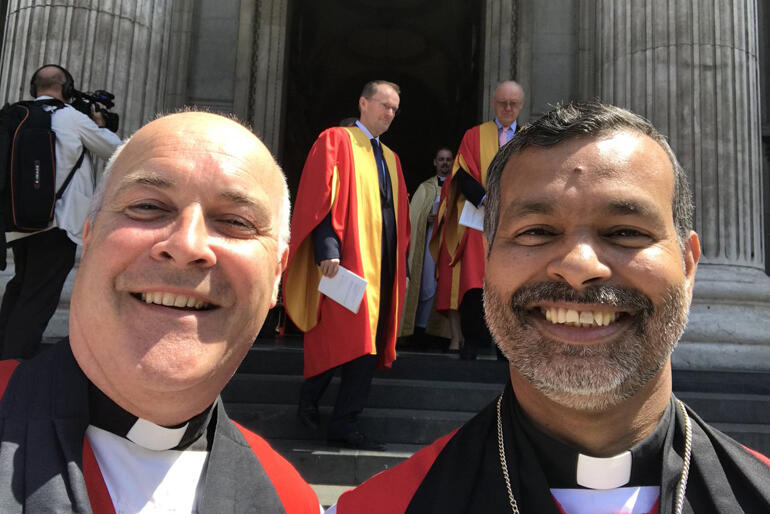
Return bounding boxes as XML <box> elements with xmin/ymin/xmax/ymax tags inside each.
<box><xmin>435</xmin><ymin>146</ymin><xmax>453</xmax><ymax>157</ymax></box>
<box><xmin>361</xmin><ymin>80</ymin><xmax>401</xmax><ymax>99</ymax></box>
<box><xmin>484</xmin><ymin>100</ymin><xmax>694</xmax><ymax>249</ymax></box>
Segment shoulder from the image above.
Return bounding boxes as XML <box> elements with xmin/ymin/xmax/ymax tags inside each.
<box><xmin>336</xmin><ymin>430</ymin><xmax>457</xmax><ymax>514</ymax></box>
<box><xmin>743</xmin><ymin>446</ymin><xmax>770</xmax><ymax>468</ymax></box>
<box><xmin>52</xmin><ymin>104</ymin><xmax>91</xmax><ymax>124</ymax></box>
<box><xmin>231</xmin><ymin>422</ymin><xmax>319</xmax><ymax>512</ymax></box>
<box><xmin>317</xmin><ymin>126</ymin><xmax>353</xmax><ymax>144</ymax></box>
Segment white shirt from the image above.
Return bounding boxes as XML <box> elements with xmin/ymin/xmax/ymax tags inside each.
<box><xmin>86</xmin><ymin>426</ymin><xmax>208</xmax><ymax>513</ymax></box>
<box><xmin>6</xmin><ymin>96</ymin><xmax>121</xmax><ymax>244</ymax></box>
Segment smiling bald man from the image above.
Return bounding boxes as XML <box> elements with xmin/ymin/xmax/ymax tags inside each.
<box><xmin>0</xmin><ymin>112</ymin><xmax>319</xmax><ymax>513</ymax></box>
<box><xmin>332</xmin><ymin>101</ymin><xmax>770</xmax><ymax>514</ymax></box>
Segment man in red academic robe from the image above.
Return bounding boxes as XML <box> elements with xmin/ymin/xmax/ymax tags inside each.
<box><xmin>332</xmin><ymin>102</ymin><xmax>770</xmax><ymax>513</ymax></box>
<box><xmin>0</xmin><ymin>112</ymin><xmax>319</xmax><ymax>513</ymax></box>
<box><xmin>432</xmin><ymin>80</ymin><xmax>524</xmax><ymax>359</ymax></box>
<box><xmin>284</xmin><ymin>81</ymin><xmax>409</xmax><ymax>450</ymax></box>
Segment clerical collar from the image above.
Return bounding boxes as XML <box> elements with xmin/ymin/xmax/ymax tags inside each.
<box><xmin>513</xmin><ymin>394</ymin><xmax>673</xmax><ymax>490</ymax></box>
<box><xmin>88</xmin><ymin>383</ymin><xmax>215</xmax><ymax>451</ymax></box>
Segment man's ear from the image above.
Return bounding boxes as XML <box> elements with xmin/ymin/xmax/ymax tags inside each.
<box><xmin>270</xmin><ymin>248</ymin><xmax>289</xmax><ymax>307</ymax></box>
<box><xmin>81</xmin><ymin>218</ymin><xmax>92</xmax><ymax>256</ymax></box>
<box><xmin>683</xmin><ymin>231</ymin><xmax>701</xmax><ymax>297</ymax></box>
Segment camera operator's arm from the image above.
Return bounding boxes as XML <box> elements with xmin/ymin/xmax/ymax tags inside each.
<box><xmin>90</xmin><ymin>104</ymin><xmax>107</xmax><ymax>129</ymax></box>
<box><xmin>75</xmin><ymin>108</ymin><xmax>121</xmax><ymax>159</ymax></box>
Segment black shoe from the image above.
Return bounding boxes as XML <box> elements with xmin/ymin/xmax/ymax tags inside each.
<box><xmin>328</xmin><ymin>431</ymin><xmax>385</xmax><ymax>451</ymax></box>
<box><xmin>297</xmin><ymin>402</ymin><xmax>320</xmax><ymax>430</ymax></box>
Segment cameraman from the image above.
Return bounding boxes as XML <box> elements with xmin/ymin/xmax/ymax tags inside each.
<box><xmin>0</xmin><ymin>64</ymin><xmax>121</xmax><ymax>359</ymax></box>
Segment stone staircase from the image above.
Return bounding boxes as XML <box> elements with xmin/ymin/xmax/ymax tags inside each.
<box><xmin>224</xmin><ymin>337</ymin><xmax>770</xmax><ymax>506</ymax></box>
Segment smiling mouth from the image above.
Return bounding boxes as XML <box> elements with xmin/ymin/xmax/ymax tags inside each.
<box><xmin>132</xmin><ymin>292</ymin><xmax>215</xmax><ymax>311</ymax></box>
<box><xmin>537</xmin><ymin>307</ymin><xmax>628</xmax><ymax>328</ymax></box>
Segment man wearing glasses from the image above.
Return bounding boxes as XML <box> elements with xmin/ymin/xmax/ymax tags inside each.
<box><xmin>284</xmin><ymin>80</ymin><xmax>410</xmax><ymax>450</ymax></box>
<box><xmin>432</xmin><ymin>80</ymin><xmax>525</xmax><ymax>360</ymax></box>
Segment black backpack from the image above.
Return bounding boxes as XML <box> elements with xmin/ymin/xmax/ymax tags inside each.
<box><xmin>0</xmin><ymin>100</ymin><xmax>84</xmax><ymax>267</ymax></box>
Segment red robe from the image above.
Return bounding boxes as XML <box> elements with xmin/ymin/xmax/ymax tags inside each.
<box><xmin>283</xmin><ymin>126</ymin><xmax>410</xmax><ymax>377</ymax></box>
<box><xmin>431</xmin><ymin>121</ymin><xmax>498</xmax><ymax>310</ymax></box>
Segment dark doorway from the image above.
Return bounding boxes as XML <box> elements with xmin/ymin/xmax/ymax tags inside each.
<box><xmin>281</xmin><ymin>0</ymin><xmax>483</xmax><ymax>196</ymax></box>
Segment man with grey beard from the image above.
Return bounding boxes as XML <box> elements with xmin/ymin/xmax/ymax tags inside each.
<box><xmin>330</xmin><ymin>101</ymin><xmax>770</xmax><ymax>514</ymax></box>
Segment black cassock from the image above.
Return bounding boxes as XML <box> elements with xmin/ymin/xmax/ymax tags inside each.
<box><xmin>338</xmin><ymin>382</ymin><xmax>770</xmax><ymax>513</ymax></box>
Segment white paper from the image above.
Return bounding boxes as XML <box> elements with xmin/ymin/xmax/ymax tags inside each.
<box><xmin>318</xmin><ymin>265</ymin><xmax>368</xmax><ymax>314</ymax></box>
<box><xmin>459</xmin><ymin>201</ymin><xmax>485</xmax><ymax>231</ymax></box>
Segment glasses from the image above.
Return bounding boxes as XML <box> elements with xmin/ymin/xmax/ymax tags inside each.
<box><xmin>373</xmin><ymin>99</ymin><xmax>400</xmax><ymax>115</ymax></box>
<box><xmin>495</xmin><ymin>101</ymin><xmax>520</xmax><ymax>109</ymax></box>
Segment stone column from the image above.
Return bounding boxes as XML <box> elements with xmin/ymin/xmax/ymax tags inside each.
<box><xmin>579</xmin><ymin>0</ymin><xmax>770</xmax><ymax>370</ymax></box>
<box><xmin>0</xmin><ymin>0</ymin><xmax>180</xmax><ymax>338</ymax></box>
<box><xmin>247</xmin><ymin>0</ymin><xmax>289</xmax><ymax>155</ymax></box>
<box><xmin>481</xmin><ymin>0</ymin><xmax>518</xmax><ymax>121</ymax></box>
<box><xmin>0</xmin><ymin>0</ymin><xmax>177</xmax><ymax>136</ymax></box>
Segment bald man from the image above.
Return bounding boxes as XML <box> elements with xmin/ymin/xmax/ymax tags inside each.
<box><xmin>0</xmin><ymin>112</ymin><xmax>319</xmax><ymax>513</ymax></box>
<box><xmin>432</xmin><ymin>80</ymin><xmax>524</xmax><ymax>359</ymax></box>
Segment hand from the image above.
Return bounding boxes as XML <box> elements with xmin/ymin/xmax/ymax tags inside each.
<box><xmin>91</xmin><ymin>104</ymin><xmax>106</xmax><ymax>127</ymax></box>
<box><xmin>319</xmin><ymin>258</ymin><xmax>340</xmax><ymax>277</ymax></box>
<box><xmin>427</xmin><ymin>213</ymin><xmax>436</xmax><ymax>224</ymax></box>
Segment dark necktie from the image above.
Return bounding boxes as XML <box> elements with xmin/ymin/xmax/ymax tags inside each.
<box><xmin>370</xmin><ymin>138</ymin><xmax>392</xmax><ymax>203</ymax></box>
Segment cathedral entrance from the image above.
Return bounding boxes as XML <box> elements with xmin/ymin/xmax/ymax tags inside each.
<box><xmin>281</xmin><ymin>0</ymin><xmax>483</xmax><ymax>195</ymax></box>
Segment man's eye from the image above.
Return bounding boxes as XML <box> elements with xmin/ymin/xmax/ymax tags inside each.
<box><xmin>513</xmin><ymin>227</ymin><xmax>557</xmax><ymax>245</ymax></box>
<box><xmin>217</xmin><ymin>217</ymin><xmax>259</xmax><ymax>236</ymax></box>
<box><xmin>607</xmin><ymin>228</ymin><xmax>647</xmax><ymax>238</ymax></box>
<box><xmin>604</xmin><ymin>228</ymin><xmax>653</xmax><ymax>246</ymax></box>
<box><xmin>125</xmin><ymin>202</ymin><xmax>167</xmax><ymax>218</ymax></box>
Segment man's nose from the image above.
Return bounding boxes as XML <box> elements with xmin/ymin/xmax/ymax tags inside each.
<box><xmin>545</xmin><ymin>237</ymin><xmax>611</xmax><ymax>290</ymax></box>
<box><xmin>150</xmin><ymin>205</ymin><xmax>217</xmax><ymax>267</ymax></box>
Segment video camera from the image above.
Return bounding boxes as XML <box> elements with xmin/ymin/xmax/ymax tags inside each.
<box><xmin>71</xmin><ymin>89</ymin><xmax>120</xmax><ymax>133</ymax></box>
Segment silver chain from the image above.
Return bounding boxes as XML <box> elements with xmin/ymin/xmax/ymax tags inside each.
<box><xmin>496</xmin><ymin>392</ymin><xmax>692</xmax><ymax>514</ymax></box>
<box><xmin>496</xmin><ymin>393</ymin><xmax>521</xmax><ymax>513</ymax></box>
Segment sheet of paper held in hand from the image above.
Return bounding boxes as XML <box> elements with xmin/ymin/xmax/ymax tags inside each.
<box><xmin>459</xmin><ymin>201</ymin><xmax>485</xmax><ymax>231</ymax></box>
<box><xmin>318</xmin><ymin>265</ymin><xmax>368</xmax><ymax>314</ymax></box>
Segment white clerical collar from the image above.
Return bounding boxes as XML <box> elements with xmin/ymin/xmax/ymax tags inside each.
<box><xmin>88</xmin><ymin>382</ymin><xmax>214</xmax><ymax>452</ymax></box>
<box><xmin>576</xmin><ymin>451</ymin><xmax>632</xmax><ymax>489</ymax></box>
<box><xmin>126</xmin><ymin>417</ymin><xmax>189</xmax><ymax>451</ymax></box>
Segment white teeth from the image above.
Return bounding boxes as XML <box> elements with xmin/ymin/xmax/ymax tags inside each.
<box><xmin>138</xmin><ymin>292</ymin><xmax>210</xmax><ymax>310</ymax></box>
<box><xmin>541</xmin><ymin>307</ymin><xmax>619</xmax><ymax>327</ymax></box>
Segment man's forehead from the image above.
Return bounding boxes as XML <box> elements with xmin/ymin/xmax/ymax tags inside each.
<box><xmin>499</xmin><ymin>132</ymin><xmax>675</xmax><ymax>208</ymax></box>
<box><xmin>494</xmin><ymin>83</ymin><xmax>523</xmax><ymax>100</ymax></box>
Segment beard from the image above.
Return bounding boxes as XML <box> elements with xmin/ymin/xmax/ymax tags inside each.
<box><xmin>483</xmin><ymin>280</ymin><xmax>690</xmax><ymax>411</ymax></box>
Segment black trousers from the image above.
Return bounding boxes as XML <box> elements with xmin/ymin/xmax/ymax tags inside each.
<box><xmin>459</xmin><ymin>288</ymin><xmax>493</xmax><ymax>349</ymax></box>
<box><xmin>299</xmin><ymin>353</ymin><xmax>378</xmax><ymax>439</ymax></box>
<box><xmin>0</xmin><ymin>229</ymin><xmax>75</xmax><ymax>359</ymax></box>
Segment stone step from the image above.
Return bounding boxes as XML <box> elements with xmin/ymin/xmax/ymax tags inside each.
<box><xmin>239</xmin><ymin>342</ymin><xmax>770</xmax><ymax>393</ymax></box>
<box><xmin>223</xmin><ymin>374</ymin><xmax>502</xmax><ymax>412</ymax></box>
<box><xmin>228</xmin><ymin>403</ymin><xmax>470</xmax><ymax>445</ymax></box>
<box><xmin>676</xmin><ymin>392</ymin><xmax>770</xmax><ymax>425</ymax></box>
<box><xmin>224</xmin><ymin>375</ymin><xmax>770</xmax><ymax>425</ymax></box>
<box><xmin>711</xmin><ymin>423</ymin><xmax>770</xmax><ymax>455</ymax></box>
<box><xmin>271</xmin><ymin>439</ymin><xmax>419</xmax><ymax>488</ymax></box>
<box><xmin>239</xmin><ymin>343</ymin><xmax>510</xmax><ymax>383</ymax></box>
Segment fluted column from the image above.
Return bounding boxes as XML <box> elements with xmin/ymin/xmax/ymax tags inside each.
<box><xmin>0</xmin><ymin>0</ymin><xmax>180</xmax><ymax>338</ymax></box>
<box><xmin>0</xmin><ymin>0</ymin><xmax>177</xmax><ymax>137</ymax></box>
<box><xmin>482</xmin><ymin>0</ymin><xmax>518</xmax><ymax>121</ymax></box>
<box><xmin>580</xmin><ymin>0</ymin><xmax>770</xmax><ymax>370</ymax></box>
<box><xmin>248</xmin><ymin>0</ymin><xmax>288</xmax><ymax>155</ymax></box>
